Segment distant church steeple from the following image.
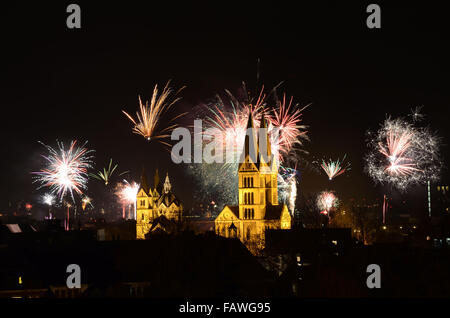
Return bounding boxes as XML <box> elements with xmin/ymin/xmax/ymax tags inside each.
<box><xmin>163</xmin><ymin>173</ymin><xmax>172</xmax><ymax>194</ymax></box>
<box><xmin>136</xmin><ymin>169</ymin><xmax>183</xmax><ymax>239</ymax></box>
<box><xmin>154</xmin><ymin>168</ymin><xmax>160</xmax><ymax>190</ymax></box>
<box><xmin>140</xmin><ymin>166</ymin><xmax>150</xmax><ymax>194</ymax></box>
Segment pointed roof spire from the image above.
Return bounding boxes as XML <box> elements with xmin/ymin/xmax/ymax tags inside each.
<box><xmin>242</xmin><ymin>111</ymin><xmax>258</xmax><ymax>164</ymax></box>
<box><xmin>140</xmin><ymin>166</ymin><xmax>149</xmax><ymax>194</ymax></box>
<box><xmin>163</xmin><ymin>172</ymin><xmax>172</xmax><ymax>194</ymax></box>
<box><xmin>260</xmin><ymin>106</ymin><xmax>267</xmax><ymax>128</ymax></box>
<box><xmin>246</xmin><ymin>109</ymin><xmax>255</xmax><ymax>129</ymax></box>
<box><xmin>259</xmin><ymin>107</ymin><xmax>271</xmax><ymax>162</ymax></box>
<box><xmin>154</xmin><ymin>168</ymin><xmax>160</xmax><ymax>189</ymax></box>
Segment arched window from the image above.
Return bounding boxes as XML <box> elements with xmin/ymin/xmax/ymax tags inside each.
<box><xmin>251</xmin><ymin>193</ymin><xmax>254</xmax><ymax>204</ymax></box>
<box><xmin>252</xmin><ymin>209</ymin><xmax>255</xmax><ymax>219</ymax></box>
<box><xmin>244</xmin><ymin>177</ymin><xmax>247</xmax><ymax>188</ymax></box>
<box><xmin>250</xmin><ymin>178</ymin><xmax>253</xmax><ymax>188</ymax></box>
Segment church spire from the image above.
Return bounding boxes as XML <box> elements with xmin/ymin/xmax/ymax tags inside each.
<box><xmin>163</xmin><ymin>172</ymin><xmax>172</xmax><ymax>194</ymax></box>
<box><xmin>140</xmin><ymin>166</ymin><xmax>150</xmax><ymax>194</ymax></box>
<box><xmin>259</xmin><ymin>107</ymin><xmax>272</xmax><ymax>163</ymax></box>
<box><xmin>241</xmin><ymin>111</ymin><xmax>258</xmax><ymax>164</ymax></box>
<box><xmin>154</xmin><ymin>168</ymin><xmax>160</xmax><ymax>189</ymax></box>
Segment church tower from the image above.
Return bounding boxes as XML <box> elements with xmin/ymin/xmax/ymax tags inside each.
<box><xmin>136</xmin><ymin>169</ymin><xmax>183</xmax><ymax>239</ymax></box>
<box><xmin>258</xmin><ymin>110</ymin><xmax>278</xmax><ymax>206</ymax></box>
<box><xmin>136</xmin><ymin>168</ymin><xmax>153</xmax><ymax>239</ymax></box>
<box><xmin>237</xmin><ymin>110</ymin><xmax>279</xmax><ymax>222</ymax></box>
<box><xmin>215</xmin><ymin>109</ymin><xmax>292</xmax><ymax>254</ymax></box>
<box><xmin>238</xmin><ymin>111</ymin><xmax>261</xmax><ymax>220</ymax></box>
<box><xmin>163</xmin><ymin>173</ymin><xmax>171</xmax><ymax>193</ymax></box>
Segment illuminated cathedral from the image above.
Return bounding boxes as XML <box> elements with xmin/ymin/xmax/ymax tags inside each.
<box><xmin>214</xmin><ymin>110</ymin><xmax>292</xmax><ymax>252</ymax></box>
<box><xmin>136</xmin><ymin>169</ymin><xmax>183</xmax><ymax>239</ymax></box>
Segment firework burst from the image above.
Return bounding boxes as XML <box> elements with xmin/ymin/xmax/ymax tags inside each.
<box><xmin>410</xmin><ymin>105</ymin><xmax>425</xmax><ymax>122</ymax></box>
<box><xmin>189</xmin><ymin>84</ymin><xmax>309</xmax><ymax>208</ymax></box>
<box><xmin>122</xmin><ymin>81</ymin><xmax>186</xmax><ymax>146</ymax></box>
<box><xmin>202</xmin><ymin>89</ymin><xmax>308</xmax><ymax>164</ymax></box>
<box><xmin>278</xmin><ymin>166</ymin><xmax>299</xmax><ymax>215</ymax></box>
<box><xmin>81</xmin><ymin>196</ymin><xmax>93</xmax><ymax>210</ymax></box>
<box><xmin>202</xmin><ymin>87</ymin><xmax>266</xmax><ymax>165</ymax></box>
<box><xmin>42</xmin><ymin>193</ymin><xmax>55</xmax><ymax>206</ymax></box>
<box><xmin>321</xmin><ymin>155</ymin><xmax>351</xmax><ymax>180</ymax></box>
<box><xmin>365</xmin><ymin>115</ymin><xmax>442</xmax><ymax>190</ymax></box>
<box><xmin>316</xmin><ymin>191</ymin><xmax>338</xmax><ymax>214</ymax></box>
<box><xmin>115</xmin><ymin>180</ymin><xmax>139</xmax><ymax>219</ymax></box>
<box><xmin>115</xmin><ymin>180</ymin><xmax>139</xmax><ymax>203</ymax></box>
<box><xmin>33</xmin><ymin>140</ymin><xmax>94</xmax><ymax>202</ymax></box>
<box><xmin>90</xmin><ymin>158</ymin><xmax>128</xmax><ymax>186</ymax></box>
<box><xmin>267</xmin><ymin>94</ymin><xmax>310</xmax><ymax>160</ymax></box>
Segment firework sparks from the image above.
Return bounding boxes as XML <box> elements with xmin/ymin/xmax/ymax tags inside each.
<box><xmin>189</xmin><ymin>84</ymin><xmax>309</xmax><ymax>209</ymax></box>
<box><xmin>122</xmin><ymin>81</ymin><xmax>185</xmax><ymax>146</ymax></box>
<box><xmin>316</xmin><ymin>191</ymin><xmax>338</xmax><ymax>214</ymax></box>
<box><xmin>115</xmin><ymin>180</ymin><xmax>139</xmax><ymax>219</ymax></box>
<box><xmin>365</xmin><ymin>115</ymin><xmax>442</xmax><ymax>191</ymax></box>
<box><xmin>90</xmin><ymin>158</ymin><xmax>127</xmax><ymax>186</ymax></box>
<box><xmin>379</xmin><ymin>128</ymin><xmax>418</xmax><ymax>176</ymax></box>
<box><xmin>410</xmin><ymin>105</ymin><xmax>425</xmax><ymax>122</ymax></box>
<box><xmin>267</xmin><ymin>94</ymin><xmax>310</xmax><ymax>159</ymax></box>
<box><xmin>42</xmin><ymin>193</ymin><xmax>55</xmax><ymax>219</ymax></box>
<box><xmin>33</xmin><ymin>140</ymin><xmax>94</xmax><ymax>202</ymax></box>
<box><xmin>115</xmin><ymin>180</ymin><xmax>139</xmax><ymax>203</ymax></box>
<box><xmin>278</xmin><ymin>166</ymin><xmax>299</xmax><ymax>215</ymax></box>
<box><xmin>42</xmin><ymin>193</ymin><xmax>55</xmax><ymax>206</ymax></box>
<box><xmin>81</xmin><ymin>196</ymin><xmax>93</xmax><ymax>210</ymax></box>
<box><xmin>321</xmin><ymin>155</ymin><xmax>351</xmax><ymax>180</ymax></box>
<box><xmin>202</xmin><ymin>87</ymin><xmax>265</xmax><ymax>165</ymax></box>
<box><xmin>203</xmin><ymin>89</ymin><xmax>308</xmax><ymax>164</ymax></box>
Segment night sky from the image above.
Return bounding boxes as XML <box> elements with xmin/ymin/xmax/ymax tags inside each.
<box><xmin>1</xmin><ymin>2</ymin><xmax>449</xmax><ymax>212</ymax></box>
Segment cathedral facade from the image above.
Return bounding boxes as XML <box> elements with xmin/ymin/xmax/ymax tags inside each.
<box><xmin>136</xmin><ymin>169</ymin><xmax>183</xmax><ymax>239</ymax></box>
<box><xmin>215</xmin><ymin>111</ymin><xmax>292</xmax><ymax>252</ymax></box>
